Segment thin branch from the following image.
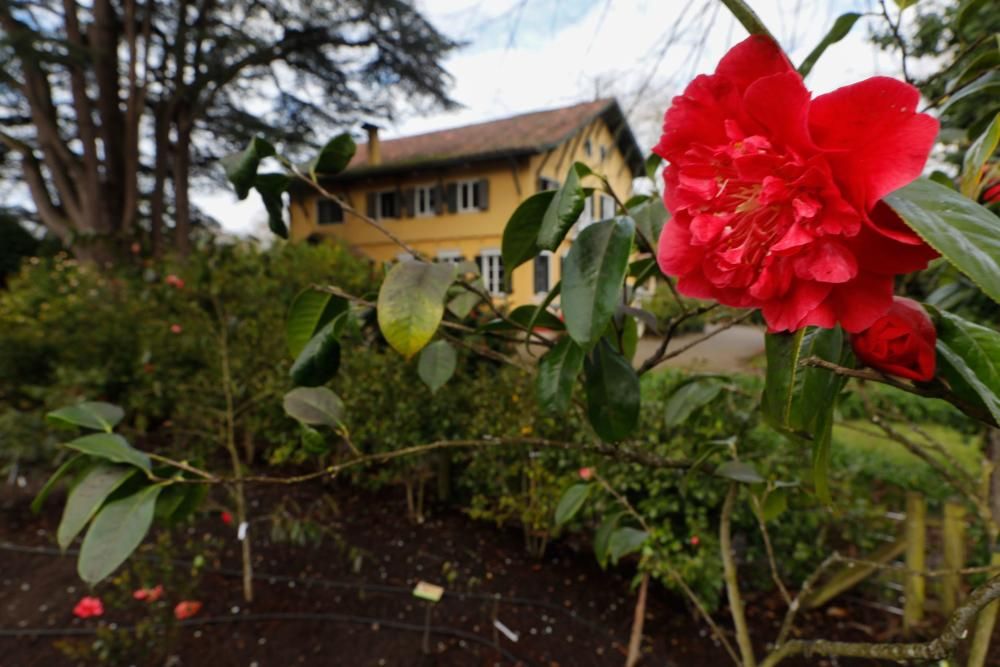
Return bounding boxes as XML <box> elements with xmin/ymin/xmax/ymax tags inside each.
<box><xmin>721</xmin><ymin>484</ymin><xmax>757</xmax><ymax>667</ymax></box>
<box><xmin>775</xmin><ymin>552</ymin><xmax>841</xmax><ymax>647</ymax></box>
<box><xmin>878</xmin><ymin>0</ymin><xmax>912</xmax><ymax>84</ymax></box>
<box><xmin>751</xmin><ymin>494</ymin><xmax>792</xmax><ymax>606</ymax></box>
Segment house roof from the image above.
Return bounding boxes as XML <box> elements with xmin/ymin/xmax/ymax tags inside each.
<box><xmin>334</xmin><ymin>98</ymin><xmax>645</xmax><ymax>180</ymax></box>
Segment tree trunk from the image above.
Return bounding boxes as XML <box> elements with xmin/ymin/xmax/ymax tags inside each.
<box><xmin>173</xmin><ymin>113</ymin><xmax>193</xmax><ymax>256</ymax></box>
<box><xmin>150</xmin><ymin>113</ymin><xmax>171</xmax><ymax>258</ymax></box>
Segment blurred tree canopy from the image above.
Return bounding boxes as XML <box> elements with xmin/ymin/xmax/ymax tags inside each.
<box><xmin>0</xmin><ymin>0</ymin><xmax>457</xmax><ymax>262</ymax></box>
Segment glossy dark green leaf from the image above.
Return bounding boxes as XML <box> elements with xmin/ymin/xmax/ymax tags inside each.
<box><xmin>761</xmin><ymin>330</ymin><xmax>808</xmax><ymax>432</ymax></box>
<box><xmin>254</xmin><ymin>173</ymin><xmax>291</xmax><ymax>238</ymax></box>
<box><xmin>156</xmin><ymin>483</ymin><xmax>207</xmax><ymax>525</ymax></box>
<box><xmin>594</xmin><ymin>511</ymin><xmax>625</xmax><ymax>569</ymax></box>
<box><xmin>308</xmin><ymin>134</ymin><xmax>356</xmax><ymax>178</ymax></box>
<box><xmin>482</xmin><ymin>304</ymin><xmax>564</xmax><ymax>332</ymax></box>
<box><xmin>537</xmin><ymin>162</ymin><xmax>590</xmax><ymax>250</ymax></box>
<box><xmin>630</xmin><ymin>197</ymin><xmax>668</xmax><ymax>252</ymax></box>
<box><xmin>537</xmin><ymin>336</ymin><xmax>585</xmax><ymax>413</ymax></box>
<box><xmin>584</xmin><ymin>339</ymin><xmax>640</xmax><ymax>442</ymax></box>
<box><xmin>290</xmin><ymin>317</ymin><xmax>343</xmax><ymax>386</ymax></box>
<box><xmin>947</xmin><ymin>47</ymin><xmax>999</xmax><ymax>93</ymax></box>
<box><xmin>78</xmin><ymin>485</ymin><xmax>162</xmax><ymax>584</ymax></box>
<box><xmin>715</xmin><ymin>461</ymin><xmax>764</xmax><ymax>484</ymax></box>
<box><xmin>502</xmin><ymin>190</ymin><xmax>555</xmax><ymax>272</ymax></box>
<box><xmin>934</xmin><ymin>308</ymin><xmax>1000</xmax><ymax>425</ymax></box>
<box><xmin>562</xmin><ymin>217</ymin><xmax>635</xmax><ymax>348</ymax></box>
<box><xmin>644</xmin><ymin>153</ymin><xmax>663</xmax><ymax>181</ymax></box>
<box><xmin>63</xmin><ymin>433</ymin><xmax>151</xmax><ymax>472</ymax></box>
<box><xmin>608</xmin><ymin>527</ymin><xmax>648</xmax><ymax>564</ymax></box>
<box><xmin>283</xmin><ymin>386</ymin><xmax>346</xmax><ymax>427</ymax></box>
<box><xmin>603</xmin><ymin>312</ymin><xmax>639</xmax><ymax>361</ymax></box>
<box><xmin>287</xmin><ymin>288</ymin><xmax>349</xmax><ymax>358</ymax></box>
<box><xmin>720</xmin><ymin>0</ymin><xmax>775</xmax><ymax>37</ymax></box>
<box><xmin>418</xmin><ymin>340</ymin><xmax>458</xmax><ymax>394</ymax></box>
<box><xmin>32</xmin><ymin>455</ymin><xmax>85</xmax><ymax>513</ymax></box>
<box><xmin>222</xmin><ymin>136</ymin><xmax>275</xmax><ymax>199</ymax></box>
<box><xmin>300</xmin><ymin>424</ymin><xmax>331</xmax><ymax>455</ymax></box>
<box><xmin>47</xmin><ymin>402</ymin><xmax>124</xmax><ymax>433</ymax></box>
<box><xmin>956</xmin><ymin>0</ymin><xmax>992</xmax><ymax>37</ymax></box>
<box><xmin>664</xmin><ymin>377</ymin><xmax>724</xmax><ymax>427</ymax></box>
<box><xmin>58</xmin><ymin>464</ymin><xmax>137</xmax><ymax>551</ymax></box>
<box><xmin>554</xmin><ymin>483</ymin><xmax>591</xmax><ymax>526</ymax></box>
<box><xmin>377</xmin><ymin>261</ymin><xmax>456</xmax><ymax>359</ymax></box>
<box><xmin>798</xmin><ymin>13</ymin><xmax>862</xmax><ymax>78</ymax></box>
<box><xmin>885</xmin><ymin>178</ymin><xmax>1000</xmax><ymax>305</ymax></box>
<box><xmin>940</xmin><ymin>70</ymin><xmax>1000</xmax><ymax>114</ymax></box>
<box><xmin>961</xmin><ymin>112</ymin><xmax>1000</xmax><ymax>197</ymax></box>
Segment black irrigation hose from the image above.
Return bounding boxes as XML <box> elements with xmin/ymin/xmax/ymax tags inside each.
<box><xmin>0</xmin><ymin>541</ymin><xmax>620</xmax><ymax>641</ymax></box>
<box><xmin>0</xmin><ymin>613</ymin><xmax>528</xmax><ymax>665</ymax></box>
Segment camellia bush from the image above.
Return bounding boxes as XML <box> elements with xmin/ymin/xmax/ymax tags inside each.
<box><xmin>32</xmin><ymin>0</ymin><xmax>1000</xmax><ymax>665</ymax></box>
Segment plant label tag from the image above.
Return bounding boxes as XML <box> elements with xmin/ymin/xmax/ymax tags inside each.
<box><xmin>412</xmin><ymin>581</ymin><xmax>444</xmax><ymax>602</ymax></box>
<box><xmin>237</xmin><ymin>521</ymin><xmax>248</xmax><ymax>541</ymax></box>
<box><xmin>493</xmin><ymin>619</ymin><xmax>519</xmax><ymax>643</ymax></box>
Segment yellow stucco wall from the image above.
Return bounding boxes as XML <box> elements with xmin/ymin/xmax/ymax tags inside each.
<box><xmin>288</xmin><ymin>115</ymin><xmax>636</xmax><ymax>308</ymax></box>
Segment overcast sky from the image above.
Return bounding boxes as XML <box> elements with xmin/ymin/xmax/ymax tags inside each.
<box><xmin>198</xmin><ymin>0</ymin><xmax>925</xmax><ymax>237</ymax></box>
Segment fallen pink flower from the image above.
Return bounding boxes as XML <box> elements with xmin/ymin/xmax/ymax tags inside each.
<box><xmin>133</xmin><ymin>584</ymin><xmax>164</xmax><ymax>602</ymax></box>
<box><xmin>174</xmin><ymin>600</ymin><xmax>202</xmax><ymax>620</ymax></box>
<box><xmin>73</xmin><ymin>596</ymin><xmax>104</xmax><ymax>619</ymax></box>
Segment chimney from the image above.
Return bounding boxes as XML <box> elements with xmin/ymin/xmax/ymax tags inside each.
<box><xmin>362</xmin><ymin>122</ymin><xmax>381</xmax><ymax>166</ymax></box>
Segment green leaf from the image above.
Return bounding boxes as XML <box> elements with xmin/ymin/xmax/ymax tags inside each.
<box><xmin>948</xmin><ymin>48</ymin><xmax>999</xmax><ymax>94</ymax></box>
<box><xmin>893</xmin><ymin>0</ymin><xmax>917</xmax><ymax>9</ymax></box>
<box><xmin>554</xmin><ymin>483</ymin><xmax>591</xmax><ymax>526</ymax></box>
<box><xmin>961</xmin><ymin>113</ymin><xmax>1000</xmax><ymax>197</ymax></box>
<box><xmin>47</xmin><ymin>402</ymin><xmax>124</xmax><ymax>433</ymax></box>
<box><xmin>290</xmin><ymin>316</ymin><xmax>343</xmax><ymax>386</ymax></box>
<box><xmin>761</xmin><ymin>488</ymin><xmax>788</xmax><ymax>522</ymax></box>
<box><xmin>447</xmin><ymin>261</ymin><xmax>485</xmax><ymax>319</ymax></box>
<box><xmin>934</xmin><ymin>308</ymin><xmax>1000</xmax><ymax>425</ymax></box>
<box><xmin>537</xmin><ymin>336</ymin><xmax>586</xmax><ymax>413</ymax></box>
<box><xmin>502</xmin><ymin>190</ymin><xmax>556</xmax><ymax>273</ymax></box>
<box><xmin>630</xmin><ymin>197</ymin><xmax>668</xmax><ymax>252</ymax></box>
<box><xmin>63</xmin><ymin>433</ymin><xmax>151</xmax><ymax>472</ymax></box>
<box><xmin>885</xmin><ymin>178</ymin><xmax>1000</xmax><ymax>305</ymax></box>
<box><xmin>537</xmin><ymin>163</ymin><xmax>590</xmax><ymax>250</ymax></box>
<box><xmin>715</xmin><ymin>461</ymin><xmax>764</xmax><ymax>484</ymax></box>
<box><xmin>32</xmin><ymin>455</ymin><xmax>85</xmax><ymax>513</ymax></box>
<box><xmin>300</xmin><ymin>423</ymin><xmax>331</xmax><ymax>455</ymax></box>
<box><xmin>222</xmin><ymin>136</ymin><xmax>276</xmax><ymax>200</ymax></box>
<box><xmin>482</xmin><ymin>304</ymin><xmax>564</xmax><ymax>332</ymax></box>
<box><xmin>664</xmin><ymin>377</ymin><xmax>724</xmax><ymax>427</ymax></box>
<box><xmin>562</xmin><ymin>217</ymin><xmax>635</xmax><ymax>348</ymax></box>
<box><xmin>58</xmin><ymin>464</ymin><xmax>136</xmax><ymax>551</ymax></box>
<box><xmin>594</xmin><ymin>512</ymin><xmax>625</xmax><ymax>569</ymax></box>
<box><xmin>254</xmin><ymin>173</ymin><xmax>291</xmax><ymax>239</ymax></box>
<box><xmin>377</xmin><ymin>261</ymin><xmax>456</xmax><ymax>359</ymax></box>
<box><xmin>156</xmin><ymin>483</ymin><xmax>207</xmax><ymax>525</ymax></box>
<box><xmin>584</xmin><ymin>339</ymin><xmax>640</xmax><ymax>442</ymax></box>
<box><xmin>608</xmin><ymin>527</ymin><xmax>648</xmax><ymax>564</ymax></box>
<box><xmin>798</xmin><ymin>13</ymin><xmax>862</xmax><ymax>78</ymax></box>
<box><xmin>940</xmin><ymin>70</ymin><xmax>1000</xmax><ymax>114</ymax></box>
<box><xmin>644</xmin><ymin>153</ymin><xmax>663</xmax><ymax>181</ymax></box>
<box><xmin>603</xmin><ymin>312</ymin><xmax>639</xmax><ymax>361</ymax></box>
<box><xmin>761</xmin><ymin>330</ymin><xmax>808</xmax><ymax>432</ymax></box>
<box><xmin>417</xmin><ymin>340</ymin><xmax>458</xmax><ymax>394</ymax></box>
<box><xmin>287</xmin><ymin>288</ymin><xmax>349</xmax><ymax>358</ymax></box>
<box><xmin>307</xmin><ymin>134</ymin><xmax>356</xmax><ymax>178</ymax></box>
<box><xmin>956</xmin><ymin>0</ymin><xmax>992</xmax><ymax>37</ymax></box>
<box><xmin>283</xmin><ymin>386</ymin><xmax>346</xmax><ymax>427</ymax></box>
<box><xmin>719</xmin><ymin>0</ymin><xmax>775</xmax><ymax>38</ymax></box>
<box><xmin>78</xmin><ymin>485</ymin><xmax>162</xmax><ymax>584</ymax></box>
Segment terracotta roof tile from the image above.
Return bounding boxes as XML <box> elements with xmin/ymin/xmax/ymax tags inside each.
<box><xmin>349</xmin><ymin>98</ymin><xmax>618</xmax><ymax>171</ymax></box>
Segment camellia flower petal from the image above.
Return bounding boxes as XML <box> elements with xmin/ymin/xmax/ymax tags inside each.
<box><xmin>73</xmin><ymin>596</ymin><xmax>104</xmax><ymax>619</ymax></box>
<box><xmin>133</xmin><ymin>585</ymin><xmax>164</xmax><ymax>602</ymax></box>
<box><xmin>174</xmin><ymin>600</ymin><xmax>202</xmax><ymax>620</ymax></box>
<box><xmin>850</xmin><ymin>296</ymin><xmax>936</xmax><ymax>382</ymax></box>
<box><xmin>654</xmin><ymin>35</ymin><xmax>939</xmax><ymax>333</ymax></box>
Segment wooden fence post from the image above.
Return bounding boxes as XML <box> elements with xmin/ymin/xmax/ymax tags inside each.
<box><xmin>941</xmin><ymin>501</ymin><xmax>967</xmax><ymax>616</ymax></box>
<box><xmin>903</xmin><ymin>492</ymin><xmax>926</xmax><ymax>634</ymax></box>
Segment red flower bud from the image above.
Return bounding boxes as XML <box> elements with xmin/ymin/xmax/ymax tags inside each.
<box><xmin>73</xmin><ymin>596</ymin><xmax>104</xmax><ymax>619</ymax></box>
<box><xmin>850</xmin><ymin>296</ymin><xmax>936</xmax><ymax>382</ymax></box>
<box><xmin>221</xmin><ymin>511</ymin><xmax>233</xmax><ymax>525</ymax></box>
<box><xmin>578</xmin><ymin>467</ymin><xmax>594</xmax><ymax>481</ymax></box>
<box><xmin>174</xmin><ymin>600</ymin><xmax>202</xmax><ymax>620</ymax></box>
<box><xmin>690</xmin><ymin>535</ymin><xmax>700</xmax><ymax>547</ymax></box>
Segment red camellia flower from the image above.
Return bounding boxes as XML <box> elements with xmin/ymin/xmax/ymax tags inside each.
<box><xmin>578</xmin><ymin>467</ymin><xmax>595</xmax><ymax>481</ymax></box>
<box><xmin>165</xmin><ymin>274</ymin><xmax>185</xmax><ymax>289</ymax></box>
<box><xmin>174</xmin><ymin>600</ymin><xmax>202</xmax><ymax>620</ymax></box>
<box><xmin>654</xmin><ymin>36</ymin><xmax>939</xmax><ymax>332</ymax></box>
<box><xmin>73</xmin><ymin>596</ymin><xmax>104</xmax><ymax>619</ymax></box>
<box><xmin>850</xmin><ymin>296</ymin><xmax>936</xmax><ymax>382</ymax></box>
<box><xmin>133</xmin><ymin>584</ymin><xmax>164</xmax><ymax>602</ymax></box>
<box><xmin>221</xmin><ymin>511</ymin><xmax>233</xmax><ymax>525</ymax></box>
<box><xmin>690</xmin><ymin>535</ymin><xmax>700</xmax><ymax>547</ymax></box>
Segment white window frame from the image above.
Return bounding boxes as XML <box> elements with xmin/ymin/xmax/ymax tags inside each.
<box><xmin>437</xmin><ymin>250</ymin><xmax>463</xmax><ymax>263</ymax></box>
<box><xmin>538</xmin><ymin>177</ymin><xmax>560</xmax><ymax>192</ymax></box>
<box><xmin>371</xmin><ymin>189</ymin><xmax>400</xmax><ymax>220</ymax></box>
<box><xmin>479</xmin><ymin>249</ymin><xmax>505</xmax><ymax>296</ymax></box>
<box><xmin>598</xmin><ymin>193</ymin><xmax>616</xmax><ymax>220</ymax></box>
<box><xmin>414</xmin><ymin>184</ymin><xmax>438</xmax><ymax>217</ymax></box>
<box><xmin>455</xmin><ymin>179</ymin><xmax>482</xmax><ymax>213</ymax></box>
<box><xmin>579</xmin><ymin>195</ymin><xmax>595</xmax><ymax>230</ymax></box>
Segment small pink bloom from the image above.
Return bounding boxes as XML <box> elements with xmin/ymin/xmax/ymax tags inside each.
<box><xmin>133</xmin><ymin>585</ymin><xmax>164</xmax><ymax>602</ymax></box>
<box><xmin>578</xmin><ymin>467</ymin><xmax>595</xmax><ymax>481</ymax></box>
<box><xmin>165</xmin><ymin>274</ymin><xmax>185</xmax><ymax>289</ymax></box>
<box><xmin>169</xmin><ymin>324</ymin><xmax>183</xmax><ymax>334</ymax></box>
<box><xmin>221</xmin><ymin>511</ymin><xmax>233</xmax><ymax>525</ymax></box>
<box><xmin>130</xmin><ymin>242</ymin><xmax>141</xmax><ymax>255</ymax></box>
<box><xmin>690</xmin><ymin>535</ymin><xmax>700</xmax><ymax>547</ymax></box>
<box><xmin>73</xmin><ymin>596</ymin><xmax>104</xmax><ymax>619</ymax></box>
<box><xmin>174</xmin><ymin>600</ymin><xmax>202</xmax><ymax>620</ymax></box>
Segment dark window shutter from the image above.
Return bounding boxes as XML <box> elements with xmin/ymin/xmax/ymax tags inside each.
<box><xmin>474</xmin><ymin>254</ymin><xmax>482</xmax><ymax>274</ymax></box>
<box><xmin>477</xmin><ymin>179</ymin><xmax>489</xmax><ymax>211</ymax></box>
<box><xmin>446</xmin><ymin>183</ymin><xmax>458</xmax><ymax>213</ymax></box>
<box><xmin>366</xmin><ymin>192</ymin><xmax>377</xmax><ymax>218</ymax></box>
<box><xmin>400</xmin><ymin>188</ymin><xmax>414</xmax><ymax>217</ymax></box>
<box><xmin>434</xmin><ymin>184</ymin><xmax>445</xmax><ymax>214</ymax></box>
<box><xmin>533</xmin><ymin>255</ymin><xmax>549</xmax><ymax>294</ymax></box>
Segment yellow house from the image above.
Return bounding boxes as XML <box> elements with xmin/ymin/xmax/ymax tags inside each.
<box><xmin>288</xmin><ymin>98</ymin><xmax>644</xmax><ymax>307</ymax></box>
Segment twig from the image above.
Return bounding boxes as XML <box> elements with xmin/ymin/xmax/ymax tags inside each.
<box><xmin>721</xmin><ymin>484</ymin><xmax>757</xmax><ymax>667</ymax></box>
<box><xmin>878</xmin><ymin>0</ymin><xmax>912</xmax><ymax>84</ymax></box>
<box><xmin>635</xmin><ymin>304</ymin><xmax>719</xmax><ymax>375</ymax></box>
<box><xmin>751</xmin><ymin>494</ymin><xmax>792</xmax><ymax>606</ymax></box>
<box><xmin>774</xmin><ymin>552</ymin><xmax>841</xmax><ymax>647</ymax></box>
